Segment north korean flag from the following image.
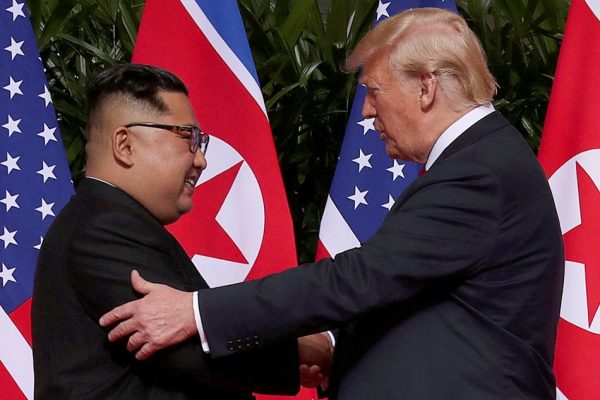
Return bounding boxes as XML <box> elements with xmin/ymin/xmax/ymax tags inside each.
<box><xmin>132</xmin><ymin>1</ymin><xmax>313</xmax><ymax>399</ymax></box>
<box><xmin>538</xmin><ymin>0</ymin><xmax>600</xmax><ymax>398</ymax></box>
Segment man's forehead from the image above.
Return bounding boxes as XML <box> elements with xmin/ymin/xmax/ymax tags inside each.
<box><xmin>158</xmin><ymin>91</ymin><xmax>199</xmax><ymax>124</ymax></box>
<box><xmin>359</xmin><ymin>58</ymin><xmax>389</xmax><ymax>85</ymax></box>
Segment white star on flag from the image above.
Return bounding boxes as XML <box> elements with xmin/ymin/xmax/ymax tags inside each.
<box><xmin>38</xmin><ymin>85</ymin><xmax>52</xmax><ymax>107</ymax></box>
<box><xmin>35</xmin><ymin>199</ymin><xmax>55</xmax><ymax>220</ymax></box>
<box><xmin>352</xmin><ymin>149</ymin><xmax>373</xmax><ymax>172</ymax></box>
<box><xmin>34</xmin><ymin>236</ymin><xmax>44</xmax><ymax>250</ymax></box>
<box><xmin>2</xmin><ymin>115</ymin><xmax>21</xmax><ymax>137</ymax></box>
<box><xmin>0</xmin><ymin>263</ymin><xmax>17</xmax><ymax>286</ymax></box>
<box><xmin>37</xmin><ymin>124</ymin><xmax>57</xmax><ymax>145</ymax></box>
<box><xmin>357</xmin><ymin>117</ymin><xmax>376</xmax><ymax>135</ymax></box>
<box><xmin>6</xmin><ymin>0</ymin><xmax>25</xmax><ymax>21</ymax></box>
<box><xmin>1</xmin><ymin>227</ymin><xmax>18</xmax><ymax>249</ymax></box>
<box><xmin>4</xmin><ymin>37</ymin><xmax>24</xmax><ymax>60</ymax></box>
<box><xmin>37</xmin><ymin>161</ymin><xmax>57</xmax><ymax>182</ymax></box>
<box><xmin>382</xmin><ymin>194</ymin><xmax>396</xmax><ymax>211</ymax></box>
<box><xmin>387</xmin><ymin>160</ymin><xmax>405</xmax><ymax>181</ymax></box>
<box><xmin>348</xmin><ymin>186</ymin><xmax>369</xmax><ymax>209</ymax></box>
<box><xmin>376</xmin><ymin>1</ymin><xmax>391</xmax><ymax>20</ymax></box>
<box><xmin>3</xmin><ymin>76</ymin><xmax>23</xmax><ymax>98</ymax></box>
<box><xmin>1</xmin><ymin>153</ymin><xmax>21</xmax><ymax>174</ymax></box>
<box><xmin>1</xmin><ymin>190</ymin><xmax>20</xmax><ymax>212</ymax></box>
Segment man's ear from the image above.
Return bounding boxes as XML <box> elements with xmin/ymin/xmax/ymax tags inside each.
<box><xmin>419</xmin><ymin>72</ymin><xmax>438</xmax><ymax>110</ymax></box>
<box><xmin>112</xmin><ymin>127</ymin><xmax>134</xmax><ymax>167</ymax></box>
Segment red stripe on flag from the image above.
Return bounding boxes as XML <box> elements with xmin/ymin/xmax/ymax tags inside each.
<box><xmin>315</xmin><ymin>240</ymin><xmax>332</xmax><ymax>261</ymax></box>
<box><xmin>0</xmin><ymin>362</ymin><xmax>26</xmax><ymax>400</ymax></box>
<box><xmin>9</xmin><ymin>298</ymin><xmax>32</xmax><ymax>347</ymax></box>
<box><xmin>554</xmin><ymin>319</ymin><xmax>600</xmax><ymax>398</ymax></box>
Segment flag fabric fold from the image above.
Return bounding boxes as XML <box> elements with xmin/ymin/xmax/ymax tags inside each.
<box><xmin>316</xmin><ymin>0</ymin><xmax>457</xmax><ymax>261</ymax></box>
<box><xmin>132</xmin><ymin>0</ymin><xmax>310</xmax><ymax>398</ymax></box>
<box><xmin>538</xmin><ymin>0</ymin><xmax>600</xmax><ymax>398</ymax></box>
<box><xmin>0</xmin><ymin>1</ymin><xmax>73</xmax><ymax>399</ymax></box>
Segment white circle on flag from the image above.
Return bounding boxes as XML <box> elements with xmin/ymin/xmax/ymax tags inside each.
<box><xmin>548</xmin><ymin>149</ymin><xmax>600</xmax><ymax>332</ymax></box>
<box><xmin>586</xmin><ymin>0</ymin><xmax>600</xmax><ymax>22</ymax></box>
<box><xmin>192</xmin><ymin>136</ymin><xmax>265</xmax><ymax>288</ymax></box>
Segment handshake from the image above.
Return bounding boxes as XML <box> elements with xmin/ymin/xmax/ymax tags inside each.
<box><xmin>298</xmin><ymin>332</ymin><xmax>334</xmax><ymax>389</ymax></box>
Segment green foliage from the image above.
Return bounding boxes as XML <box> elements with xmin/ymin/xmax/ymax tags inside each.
<box><xmin>27</xmin><ymin>0</ymin><xmax>142</xmax><ymax>181</ymax></box>
<box><xmin>238</xmin><ymin>0</ymin><xmax>378</xmax><ymax>261</ymax></box>
<box><xmin>457</xmin><ymin>0</ymin><xmax>568</xmax><ymax>149</ymax></box>
<box><xmin>30</xmin><ymin>0</ymin><xmax>569</xmax><ymax>262</ymax></box>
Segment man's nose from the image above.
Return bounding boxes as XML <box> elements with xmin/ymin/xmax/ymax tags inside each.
<box><xmin>362</xmin><ymin>98</ymin><xmax>376</xmax><ymax>118</ymax></box>
<box><xmin>194</xmin><ymin>149</ymin><xmax>207</xmax><ymax>170</ymax></box>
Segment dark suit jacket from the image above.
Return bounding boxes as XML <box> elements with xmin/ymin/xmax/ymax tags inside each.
<box><xmin>198</xmin><ymin>112</ymin><xmax>564</xmax><ymax>399</ymax></box>
<box><xmin>32</xmin><ymin>178</ymin><xmax>299</xmax><ymax>399</ymax></box>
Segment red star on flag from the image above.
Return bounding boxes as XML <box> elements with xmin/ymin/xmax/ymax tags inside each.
<box><xmin>168</xmin><ymin>161</ymin><xmax>248</xmax><ymax>264</ymax></box>
<box><xmin>562</xmin><ymin>162</ymin><xmax>600</xmax><ymax>326</ymax></box>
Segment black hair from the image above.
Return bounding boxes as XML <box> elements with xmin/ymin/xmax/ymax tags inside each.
<box><xmin>86</xmin><ymin>64</ymin><xmax>189</xmax><ymax>135</ymax></box>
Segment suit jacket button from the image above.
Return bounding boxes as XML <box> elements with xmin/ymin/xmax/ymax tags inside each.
<box><xmin>227</xmin><ymin>341</ymin><xmax>235</xmax><ymax>351</ymax></box>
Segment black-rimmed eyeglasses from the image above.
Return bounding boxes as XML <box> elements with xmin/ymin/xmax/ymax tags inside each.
<box><xmin>124</xmin><ymin>122</ymin><xmax>210</xmax><ymax>154</ymax></box>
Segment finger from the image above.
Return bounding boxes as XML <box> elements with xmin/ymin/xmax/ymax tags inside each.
<box><xmin>126</xmin><ymin>331</ymin><xmax>145</xmax><ymax>352</ymax></box>
<box><xmin>131</xmin><ymin>269</ymin><xmax>153</xmax><ymax>295</ymax></box>
<box><xmin>309</xmin><ymin>365</ymin><xmax>323</xmax><ymax>382</ymax></box>
<box><xmin>107</xmin><ymin>319</ymin><xmax>138</xmax><ymax>342</ymax></box>
<box><xmin>300</xmin><ymin>365</ymin><xmax>321</xmax><ymax>382</ymax></box>
<box><xmin>99</xmin><ymin>303</ymin><xmax>134</xmax><ymax>327</ymax></box>
<box><xmin>299</xmin><ymin>364</ymin><xmax>316</xmax><ymax>387</ymax></box>
<box><xmin>135</xmin><ymin>342</ymin><xmax>157</xmax><ymax>361</ymax></box>
<box><xmin>309</xmin><ymin>365</ymin><xmax>321</xmax><ymax>378</ymax></box>
<box><xmin>299</xmin><ymin>364</ymin><xmax>309</xmax><ymax>375</ymax></box>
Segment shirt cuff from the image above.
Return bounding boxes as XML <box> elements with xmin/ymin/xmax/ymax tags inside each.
<box><xmin>193</xmin><ymin>291</ymin><xmax>210</xmax><ymax>353</ymax></box>
<box><xmin>325</xmin><ymin>331</ymin><xmax>336</xmax><ymax>347</ymax></box>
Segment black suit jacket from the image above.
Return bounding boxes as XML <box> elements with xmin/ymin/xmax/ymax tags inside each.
<box><xmin>198</xmin><ymin>112</ymin><xmax>564</xmax><ymax>399</ymax></box>
<box><xmin>32</xmin><ymin>178</ymin><xmax>299</xmax><ymax>399</ymax></box>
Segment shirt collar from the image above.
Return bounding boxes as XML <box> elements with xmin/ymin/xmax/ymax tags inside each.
<box><xmin>425</xmin><ymin>103</ymin><xmax>495</xmax><ymax>171</ymax></box>
<box><xmin>85</xmin><ymin>176</ymin><xmax>116</xmax><ymax>187</ymax></box>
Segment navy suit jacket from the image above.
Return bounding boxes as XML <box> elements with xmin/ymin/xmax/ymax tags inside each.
<box><xmin>198</xmin><ymin>112</ymin><xmax>564</xmax><ymax>399</ymax></box>
<box><xmin>32</xmin><ymin>178</ymin><xmax>299</xmax><ymax>399</ymax></box>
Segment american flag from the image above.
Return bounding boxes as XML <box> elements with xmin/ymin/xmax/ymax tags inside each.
<box><xmin>0</xmin><ymin>1</ymin><xmax>73</xmax><ymax>399</ymax></box>
<box><xmin>316</xmin><ymin>0</ymin><xmax>458</xmax><ymax>260</ymax></box>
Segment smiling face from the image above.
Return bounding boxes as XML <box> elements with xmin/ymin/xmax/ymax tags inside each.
<box><xmin>125</xmin><ymin>91</ymin><xmax>207</xmax><ymax>224</ymax></box>
<box><xmin>359</xmin><ymin>52</ymin><xmax>434</xmax><ymax>163</ymax></box>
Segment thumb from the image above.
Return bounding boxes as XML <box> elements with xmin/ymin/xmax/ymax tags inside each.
<box><xmin>131</xmin><ymin>269</ymin><xmax>153</xmax><ymax>295</ymax></box>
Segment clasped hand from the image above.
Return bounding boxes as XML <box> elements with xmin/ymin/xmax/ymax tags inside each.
<box><xmin>298</xmin><ymin>332</ymin><xmax>333</xmax><ymax>389</ymax></box>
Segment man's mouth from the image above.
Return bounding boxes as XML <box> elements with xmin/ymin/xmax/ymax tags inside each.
<box><xmin>184</xmin><ymin>177</ymin><xmax>197</xmax><ymax>189</ymax></box>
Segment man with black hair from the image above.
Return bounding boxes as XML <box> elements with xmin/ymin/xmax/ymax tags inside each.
<box><xmin>32</xmin><ymin>64</ymin><xmax>302</xmax><ymax>399</ymax></box>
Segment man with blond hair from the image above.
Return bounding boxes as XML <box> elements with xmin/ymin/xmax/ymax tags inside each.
<box><xmin>101</xmin><ymin>9</ymin><xmax>564</xmax><ymax>399</ymax></box>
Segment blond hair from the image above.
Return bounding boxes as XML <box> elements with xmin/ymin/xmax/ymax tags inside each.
<box><xmin>346</xmin><ymin>8</ymin><xmax>497</xmax><ymax>108</ymax></box>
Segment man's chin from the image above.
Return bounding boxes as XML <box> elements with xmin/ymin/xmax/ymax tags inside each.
<box><xmin>385</xmin><ymin>146</ymin><xmax>399</xmax><ymax>159</ymax></box>
<box><xmin>179</xmin><ymin>202</ymin><xmax>193</xmax><ymax>215</ymax></box>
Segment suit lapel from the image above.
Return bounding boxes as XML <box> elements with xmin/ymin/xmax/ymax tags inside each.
<box><xmin>77</xmin><ymin>178</ymin><xmax>209</xmax><ymax>289</ymax></box>
<box><xmin>434</xmin><ymin>111</ymin><xmax>510</xmax><ymax>165</ymax></box>
<box><xmin>389</xmin><ymin>112</ymin><xmax>510</xmax><ymax>213</ymax></box>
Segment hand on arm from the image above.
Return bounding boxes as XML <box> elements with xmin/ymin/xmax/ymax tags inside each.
<box><xmin>298</xmin><ymin>332</ymin><xmax>333</xmax><ymax>388</ymax></box>
<box><xmin>99</xmin><ymin>270</ymin><xmax>197</xmax><ymax>360</ymax></box>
